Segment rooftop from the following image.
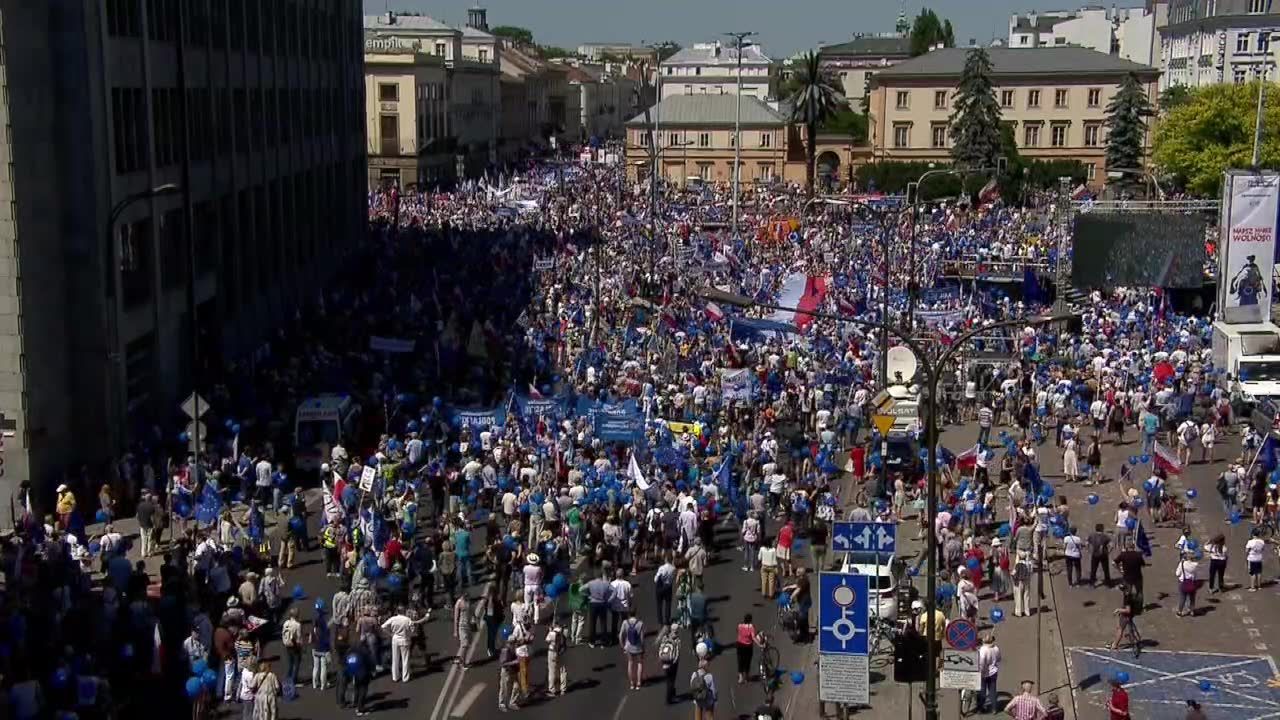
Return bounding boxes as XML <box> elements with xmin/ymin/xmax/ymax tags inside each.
<box><xmin>1011</xmin><ymin>14</ymin><xmax>1071</xmax><ymax>33</ymax></box>
<box><xmin>873</xmin><ymin>46</ymin><xmax>1158</xmax><ymax>80</ymax></box>
<box><xmin>819</xmin><ymin>36</ymin><xmax>912</xmax><ymax>58</ymax></box>
<box><xmin>666</xmin><ymin>42</ymin><xmax>772</xmax><ymax>66</ymax></box>
<box><xmin>625</xmin><ymin>94</ymin><xmax>786</xmax><ymax>127</ymax></box>
<box><xmin>364</xmin><ymin>12</ymin><xmax>457</xmax><ymax>34</ymax></box>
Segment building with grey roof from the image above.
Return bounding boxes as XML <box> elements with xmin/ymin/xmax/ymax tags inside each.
<box><xmin>818</xmin><ymin>35</ymin><xmax>913</xmax><ymax>108</ymax></box>
<box><xmin>660</xmin><ymin>41</ymin><xmax>775</xmax><ymax>100</ymax></box>
<box><xmin>1158</xmin><ymin>0</ymin><xmax>1279</xmax><ymax>90</ymax></box>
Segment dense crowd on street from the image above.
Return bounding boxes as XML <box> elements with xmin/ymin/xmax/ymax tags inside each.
<box><xmin>0</xmin><ymin>151</ymin><xmax>1259</xmax><ymax>720</ymax></box>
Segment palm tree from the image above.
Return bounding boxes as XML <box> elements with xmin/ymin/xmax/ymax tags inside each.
<box><xmin>787</xmin><ymin>51</ymin><xmax>842</xmax><ymax>196</ymax></box>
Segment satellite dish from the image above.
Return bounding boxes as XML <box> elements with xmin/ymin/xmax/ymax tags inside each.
<box><xmin>886</xmin><ymin>345</ymin><xmax>919</xmax><ymax>386</ymax></box>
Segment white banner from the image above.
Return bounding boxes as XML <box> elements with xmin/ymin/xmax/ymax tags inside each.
<box><xmin>1221</xmin><ymin>171</ymin><xmax>1280</xmax><ymax>324</ymax></box>
<box><xmin>720</xmin><ymin>368</ymin><xmax>753</xmax><ymax>402</ymax></box>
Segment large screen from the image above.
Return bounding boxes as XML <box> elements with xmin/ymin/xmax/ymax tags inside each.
<box><xmin>1071</xmin><ymin>212</ymin><xmax>1209</xmax><ymax>289</ymax></box>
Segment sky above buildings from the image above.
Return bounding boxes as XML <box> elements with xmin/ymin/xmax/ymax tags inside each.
<box><xmin>364</xmin><ymin>0</ymin><xmax>1147</xmax><ymax>57</ymax></box>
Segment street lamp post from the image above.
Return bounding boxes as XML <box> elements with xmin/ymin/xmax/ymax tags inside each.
<box><xmin>105</xmin><ymin>183</ymin><xmax>181</xmax><ymax>452</ymax></box>
<box><xmin>1252</xmin><ymin>32</ymin><xmax>1279</xmax><ymax>168</ymax></box>
<box><xmin>695</xmin><ymin>286</ymin><xmax>1075</xmax><ymax>720</ymax></box>
<box><xmin>725</xmin><ymin>31</ymin><xmax>756</xmax><ymax>241</ymax></box>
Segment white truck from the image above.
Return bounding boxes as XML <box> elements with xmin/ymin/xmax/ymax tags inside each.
<box><xmin>1211</xmin><ymin>320</ymin><xmax>1280</xmax><ymax>403</ymax></box>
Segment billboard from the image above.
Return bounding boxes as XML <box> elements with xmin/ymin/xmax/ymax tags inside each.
<box><xmin>1220</xmin><ymin>171</ymin><xmax>1280</xmax><ymax>324</ymax></box>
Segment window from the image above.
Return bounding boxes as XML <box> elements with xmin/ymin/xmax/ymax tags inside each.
<box><xmin>1051</xmin><ymin>124</ymin><xmax>1067</xmax><ymax>147</ymax></box>
<box><xmin>1249</xmin><ymin>0</ymin><xmax>1268</xmax><ymax>13</ymax></box>
<box><xmin>1054</xmin><ymin>89</ymin><xmax>1069</xmax><ymax>108</ymax></box>
<box><xmin>758</xmin><ymin>164</ymin><xmax>774</xmax><ymax>181</ymax></box>
<box><xmin>698</xmin><ymin>132</ymin><xmax>711</xmax><ymax>147</ymax></box>
<box><xmin>107</xmin><ymin>0</ymin><xmax>142</xmax><ymax>37</ymax></box>
<box><xmin>379</xmin><ymin>115</ymin><xmax>398</xmax><ymax>156</ymax></box>
<box><xmin>1027</xmin><ymin>89</ymin><xmax>1041</xmax><ymax>108</ymax></box>
<box><xmin>697</xmin><ymin>162</ymin><xmax>713</xmax><ymax>180</ymax></box>
<box><xmin>1084</xmin><ymin>123</ymin><xmax>1101</xmax><ymax>147</ymax></box>
<box><xmin>478</xmin><ymin>48</ymin><xmax>488</xmax><ymax>62</ymax></box>
<box><xmin>684</xmin><ymin>85</ymin><xmax>693</xmax><ymax>95</ymax></box>
<box><xmin>1001</xmin><ymin>89</ymin><xmax>1015</xmax><ymax>108</ymax></box>
<box><xmin>1237</xmin><ymin>32</ymin><xmax>1251</xmax><ymax>53</ymax></box>
<box><xmin>760</xmin><ymin>132</ymin><xmax>771</xmax><ymax>148</ymax></box>
<box><xmin>1087</xmin><ymin>163</ymin><xmax>1096</xmax><ymax>181</ymax></box>
<box><xmin>1087</xmin><ymin>88</ymin><xmax>1102</xmax><ymax>107</ymax></box>
<box><xmin>931</xmin><ymin>124</ymin><xmax>947</xmax><ymax>148</ymax></box>
<box><xmin>896</xmin><ymin>90</ymin><xmax>909</xmax><ymax>109</ymax></box>
<box><xmin>934</xmin><ymin>90</ymin><xmax>947</xmax><ymax>109</ymax></box>
<box><xmin>111</xmin><ymin>87</ymin><xmax>149</xmax><ymax>174</ymax></box>
<box><xmin>1020</xmin><ymin>35</ymin><xmax>1029</xmax><ymax>46</ymax></box>
<box><xmin>1261</xmin><ymin>33</ymin><xmax>1272</xmax><ymax>54</ymax></box>
<box><xmin>434</xmin><ymin>42</ymin><xmax>445</xmax><ymax>56</ymax></box>
<box><xmin>893</xmin><ymin>123</ymin><xmax>910</xmax><ymax>148</ymax></box>
<box><xmin>668</xmin><ymin>132</ymin><xmax>679</xmax><ymax>146</ymax></box>
<box><xmin>147</xmin><ymin>0</ymin><xmax>179</xmax><ymax>42</ymax></box>
<box><xmin>1023</xmin><ymin>123</ymin><xmax>1041</xmax><ymax>147</ymax></box>
<box><xmin>1235</xmin><ymin>67</ymin><xmax>1248</xmax><ymax>84</ymax></box>
<box><xmin>379</xmin><ymin>83</ymin><xmax>398</xmax><ymax>102</ymax></box>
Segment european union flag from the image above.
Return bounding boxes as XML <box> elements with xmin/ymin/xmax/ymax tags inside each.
<box><xmin>195</xmin><ymin>481</ymin><xmax>223</xmax><ymax>527</ymax></box>
<box><xmin>1136</xmin><ymin>521</ymin><xmax>1153</xmax><ymax>557</ymax></box>
<box><xmin>1260</xmin><ymin>435</ymin><xmax>1278</xmax><ymax>473</ymax></box>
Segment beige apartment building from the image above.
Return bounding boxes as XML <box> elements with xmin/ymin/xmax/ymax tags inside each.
<box><xmin>868</xmin><ymin>46</ymin><xmax>1160</xmax><ymax>186</ymax></box>
<box><xmin>624</xmin><ymin>95</ymin><xmax>795</xmax><ymax>185</ymax></box>
<box><xmin>365</xmin><ymin>37</ymin><xmax>450</xmax><ymax>188</ymax></box>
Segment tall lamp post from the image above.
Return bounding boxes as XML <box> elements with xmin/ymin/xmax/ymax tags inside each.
<box><xmin>696</xmin><ymin>286</ymin><xmax>1075</xmax><ymax>720</ymax></box>
<box><xmin>105</xmin><ymin>183</ymin><xmax>181</xmax><ymax>451</ymax></box>
<box><xmin>724</xmin><ymin>30</ymin><xmax>756</xmax><ymax>241</ymax></box>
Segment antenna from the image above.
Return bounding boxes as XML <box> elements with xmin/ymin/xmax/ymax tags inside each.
<box><xmin>885</xmin><ymin>345</ymin><xmax>919</xmax><ymax>386</ymax></box>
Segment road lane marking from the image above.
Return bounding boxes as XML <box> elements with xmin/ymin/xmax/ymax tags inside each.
<box><xmin>436</xmin><ymin>624</ymin><xmax>486</xmax><ymax>719</ymax></box>
<box><xmin>611</xmin><ymin>695</ymin><xmax>628</xmax><ymax>720</ymax></box>
<box><xmin>1074</xmin><ymin>651</ymin><xmax>1279</xmax><ymax>707</ymax></box>
<box><xmin>449</xmin><ymin>682</ymin><xmax>486</xmax><ymax>718</ymax></box>
<box><xmin>429</xmin><ymin>661</ymin><xmax>461</xmax><ymax>720</ymax></box>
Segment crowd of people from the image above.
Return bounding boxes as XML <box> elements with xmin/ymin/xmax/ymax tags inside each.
<box><xmin>0</xmin><ymin>150</ymin><xmax>1257</xmax><ymax>720</ymax></box>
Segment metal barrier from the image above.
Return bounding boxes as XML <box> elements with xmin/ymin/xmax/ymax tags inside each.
<box><xmin>940</xmin><ymin>257</ymin><xmax>1052</xmax><ymax>279</ymax></box>
<box><xmin>1075</xmin><ymin>199</ymin><xmax>1221</xmax><ymax>213</ymax></box>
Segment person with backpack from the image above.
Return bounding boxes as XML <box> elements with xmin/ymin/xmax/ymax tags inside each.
<box><xmin>545</xmin><ymin>621</ymin><xmax>569</xmax><ymax>697</ymax></box>
<box><xmin>618</xmin><ymin>609</ymin><xmax>645</xmax><ymax>690</ymax></box>
<box><xmin>1012</xmin><ymin>550</ymin><xmax>1032</xmax><ymax>617</ymax></box>
<box><xmin>689</xmin><ymin>658</ymin><xmax>718</xmax><ymax>720</ymax></box>
<box><xmin>657</xmin><ymin>622</ymin><xmax>681</xmax><ymax>705</ymax></box>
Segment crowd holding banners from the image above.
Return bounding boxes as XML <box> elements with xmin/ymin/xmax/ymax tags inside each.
<box><xmin>0</xmin><ymin>148</ymin><xmax>1260</xmax><ymax>720</ymax></box>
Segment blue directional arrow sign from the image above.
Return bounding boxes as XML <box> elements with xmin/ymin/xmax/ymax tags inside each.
<box><xmin>820</xmin><ymin>572</ymin><xmax>870</xmax><ymax>656</ymax></box>
<box><xmin>832</xmin><ymin>521</ymin><xmax>896</xmax><ymax>555</ymax></box>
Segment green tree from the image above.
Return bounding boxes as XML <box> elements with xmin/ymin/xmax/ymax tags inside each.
<box><xmin>820</xmin><ymin>108</ymin><xmax>869</xmax><ymax>145</ymax></box>
<box><xmin>1104</xmin><ymin>72</ymin><xmax>1155</xmax><ymax>191</ymax></box>
<box><xmin>1158</xmin><ymin>84</ymin><xmax>1193</xmax><ymax>113</ymax></box>
<box><xmin>538</xmin><ymin>45</ymin><xmax>574</xmax><ymax>59</ymax></box>
<box><xmin>787</xmin><ymin>51</ymin><xmax>843</xmax><ymax>196</ymax></box>
<box><xmin>490</xmin><ymin>25</ymin><xmax>534</xmax><ymax>46</ymax></box>
<box><xmin>653</xmin><ymin>41</ymin><xmax>682</xmax><ymax>62</ymax></box>
<box><xmin>1153</xmin><ymin>81</ymin><xmax>1280</xmax><ymax>196</ymax></box>
<box><xmin>909</xmin><ymin>9</ymin><xmax>956</xmax><ymax>56</ymax></box>
<box><xmin>948</xmin><ymin>48</ymin><xmax>1004</xmax><ymax>170</ymax></box>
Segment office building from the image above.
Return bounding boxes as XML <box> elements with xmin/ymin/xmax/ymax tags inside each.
<box><xmin>0</xmin><ymin>0</ymin><xmax>366</xmax><ymax>498</ymax></box>
<box><xmin>660</xmin><ymin>41</ymin><xmax>774</xmax><ymax>99</ymax></box>
<box><xmin>365</xmin><ymin>35</ymin><xmax>451</xmax><ymax>187</ymax></box>
<box><xmin>818</xmin><ymin>35</ymin><xmax>913</xmax><ymax>108</ymax></box>
<box><xmin>868</xmin><ymin>47</ymin><xmax>1159</xmax><ymax>186</ymax></box>
<box><xmin>1158</xmin><ymin>0</ymin><xmax>1280</xmax><ymax>89</ymax></box>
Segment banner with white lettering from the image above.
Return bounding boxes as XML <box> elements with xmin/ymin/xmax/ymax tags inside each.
<box><xmin>720</xmin><ymin>368</ymin><xmax>754</xmax><ymax>402</ymax></box>
<box><xmin>1221</xmin><ymin>171</ymin><xmax>1279</xmax><ymax>324</ymax></box>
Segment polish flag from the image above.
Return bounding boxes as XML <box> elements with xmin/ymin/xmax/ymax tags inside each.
<box><xmin>528</xmin><ymin>383</ymin><xmax>545</xmax><ymax>399</ymax></box>
<box><xmin>955</xmin><ymin>444</ymin><xmax>980</xmax><ymax>472</ymax></box>
<box><xmin>705</xmin><ymin>301</ymin><xmax>725</xmax><ymax>322</ymax></box>
<box><xmin>1153</xmin><ymin>441</ymin><xmax>1183</xmax><ymax>475</ymax></box>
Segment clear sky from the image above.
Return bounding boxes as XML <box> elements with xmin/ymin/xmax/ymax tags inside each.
<box><xmin>363</xmin><ymin>0</ymin><xmax>1146</xmax><ymax>57</ymax></box>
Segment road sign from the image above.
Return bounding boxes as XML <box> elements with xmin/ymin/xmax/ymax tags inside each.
<box><xmin>184</xmin><ymin>420</ymin><xmax>206</xmax><ymax>453</ymax></box>
<box><xmin>871</xmin><ymin>414</ymin><xmax>895</xmax><ymax>435</ymax></box>
<box><xmin>945</xmin><ymin>618</ymin><xmax>979</xmax><ymax>651</ymax></box>
<box><xmin>883</xmin><ymin>404</ymin><xmax>918</xmax><ymax>418</ymax></box>
<box><xmin>181</xmin><ymin>393</ymin><xmax>210</xmax><ymax>420</ymax></box>
<box><xmin>940</xmin><ymin>649</ymin><xmax>981</xmax><ymax>690</ymax></box>
<box><xmin>819</xmin><ymin>572</ymin><xmax>869</xmax><ymax>656</ymax></box>
<box><xmin>819</xmin><ymin>654</ymin><xmax>869</xmax><ymax>705</ymax></box>
<box><xmin>832</xmin><ymin>521</ymin><xmax>897</xmax><ymax>555</ymax></box>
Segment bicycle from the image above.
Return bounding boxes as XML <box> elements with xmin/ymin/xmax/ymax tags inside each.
<box><xmin>757</xmin><ymin>631</ymin><xmax>781</xmax><ymax>683</ymax></box>
<box><xmin>868</xmin><ymin>615</ymin><xmax>901</xmax><ymax>657</ymax></box>
<box><xmin>1112</xmin><ymin>615</ymin><xmax>1142</xmax><ymax>658</ymax></box>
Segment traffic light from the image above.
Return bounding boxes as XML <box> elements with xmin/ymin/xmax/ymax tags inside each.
<box><xmin>894</xmin><ymin>629</ymin><xmax>930</xmax><ymax>684</ymax></box>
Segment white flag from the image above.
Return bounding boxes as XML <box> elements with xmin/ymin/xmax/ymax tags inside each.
<box><xmin>628</xmin><ymin>452</ymin><xmax>650</xmax><ymax>491</ymax></box>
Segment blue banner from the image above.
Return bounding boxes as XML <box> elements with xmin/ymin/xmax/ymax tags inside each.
<box><xmin>513</xmin><ymin>393</ymin><xmax>570</xmax><ymax>421</ymax></box>
<box><xmin>592</xmin><ymin>401</ymin><xmax>645</xmax><ymax>444</ymax></box>
<box><xmin>454</xmin><ymin>406</ymin><xmax>504</xmax><ymax>429</ymax></box>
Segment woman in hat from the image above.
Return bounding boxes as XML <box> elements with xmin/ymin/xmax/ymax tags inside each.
<box><xmin>522</xmin><ymin>553</ymin><xmax>544</xmax><ymax>624</ymax></box>
<box><xmin>55</xmin><ymin>484</ymin><xmax>76</xmax><ymax>531</ymax></box>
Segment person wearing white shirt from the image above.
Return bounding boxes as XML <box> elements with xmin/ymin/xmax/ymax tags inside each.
<box><xmin>1246</xmin><ymin>529</ymin><xmax>1267</xmax><ymax>591</ymax></box>
<box><xmin>1062</xmin><ymin>527</ymin><xmax>1083</xmax><ymax>586</ymax></box>
<box><xmin>381</xmin><ymin>607</ymin><xmax>429</xmax><ymax>682</ymax></box>
<box><xmin>976</xmin><ymin>635</ymin><xmax>1001</xmax><ymax>713</ymax></box>
<box><xmin>609</xmin><ymin>568</ymin><xmax>633</xmax><ymax>635</ymax></box>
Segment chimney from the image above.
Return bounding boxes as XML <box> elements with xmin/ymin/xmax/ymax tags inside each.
<box><xmin>384</xmin><ymin>10</ymin><xmax>395</xmax><ymax>25</ymax></box>
<box><xmin>467</xmin><ymin>6</ymin><xmax>489</xmax><ymax>32</ymax></box>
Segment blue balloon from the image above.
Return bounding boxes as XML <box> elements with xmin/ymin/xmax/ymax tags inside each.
<box><xmin>192</xmin><ymin>658</ymin><xmax>208</xmax><ymax>676</ymax></box>
<box><xmin>553</xmin><ymin>573</ymin><xmax>568</xmax><ymax>590</ymax></box>
<box><xmin>1139</xmin><ymin>454</ymin><xmax>1151</xmax><ymax>464</ymax></box>
<box><xmin>1128</xmin><ymin>455</ymin><xmax>1140</xmax><ymax>465</ymax></box>
<box><xmin>1115</xmin><ymin>671</ymin><xmax>1130</xmax><ymax>684</ymax></box>
<box><xmin>1126</xmin><ymin>517</ymin><xmax>1137</xmax><ymax>530</ymax></box>
<box><xmin>1087</xmin><ymin>494</ymin><xmax>1100</xmax><ymax>505</ymax></box>
<box><xmin>345</xmin><ymin>653</ymin><xmax>361</xmax><ymax>676</ymax></box>
<box><xmin>292</xmin><ymin>584</ymin><xmax>306</xmax><ymax>600</ymax></box>
<box><xmin>289</xmin><ymin>516</ymin><xmax>304</xmax><ymax>532</ymax></box>
<box><xmin>1186</xmin><ymin>488</ymin><xmax>1198</xmax><ymax>499</ymax></box>
<box><xmin>186</xmin><ymin>676</ymin><xmax>203</xmax><ymax>698</ymax></box>
<box><xmin>202</xmin><ymin>668</ymin><xmax>219</xmax><ymax>689</ymax></box>
<box><xmin>51</xmin><ymin>667</ymin><xmax>70</xmax><ymax>689</ymax></box>
<box><xmin>777</xmin><ymin>593</ymin><xmax>792</xmax><ymax>608</ymax></box>
<box><xmin>1229</xmin><ymin>511</ymin><xmax>1242</xmax><ymax>524</ymax></box>
<box><xmin>500</xmin><ymin>624</ymin><xmax>513</xmax><ymax>640</ymax></box>
<box><xmin>88</xmin><ymin>541</ymin><xmax>101</xmax><ymax>555</ymax></box>
<box><xmin>178</xmin><ymin>432</ymin><xmax>190</xmax><ymax>443</ymax></box>
<box><xmin>1200</xmin><ymin>679</ymin><xmax>1213</xmax><ymax>692</ymax></box>
<box><xmin>791</xmin><ymin>671</ymin><xmax>805</xmax><ymax>685</ymax></box>
<box><xmin>990</xmin><ymin>607</ymin><xmax>1005</xmax><ymax>624</ymax></box>
<box><xmin>95</xmin><ymin>509</ymin><xmax>108</xmax><ymax>523</ymax></box>
<box><xmin>545</xmin><ymin>584</ymin><xmax>559</xmax><ymax>599</ymax></box>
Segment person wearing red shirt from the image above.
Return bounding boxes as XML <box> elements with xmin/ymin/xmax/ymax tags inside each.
<box><xmin>384</xmin><ymin>534</ymin><xmax>404</xmax><ymax>569</ymax></box>
<box><xmin>776</xmin><ymin>520</ymin><xmax>795</xmax><ymax>578</ymax></box>
<box><xmin>1107</xmin><ymin>678</ymin><xmax>1131</xmax><ymax>720</ymax></box>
